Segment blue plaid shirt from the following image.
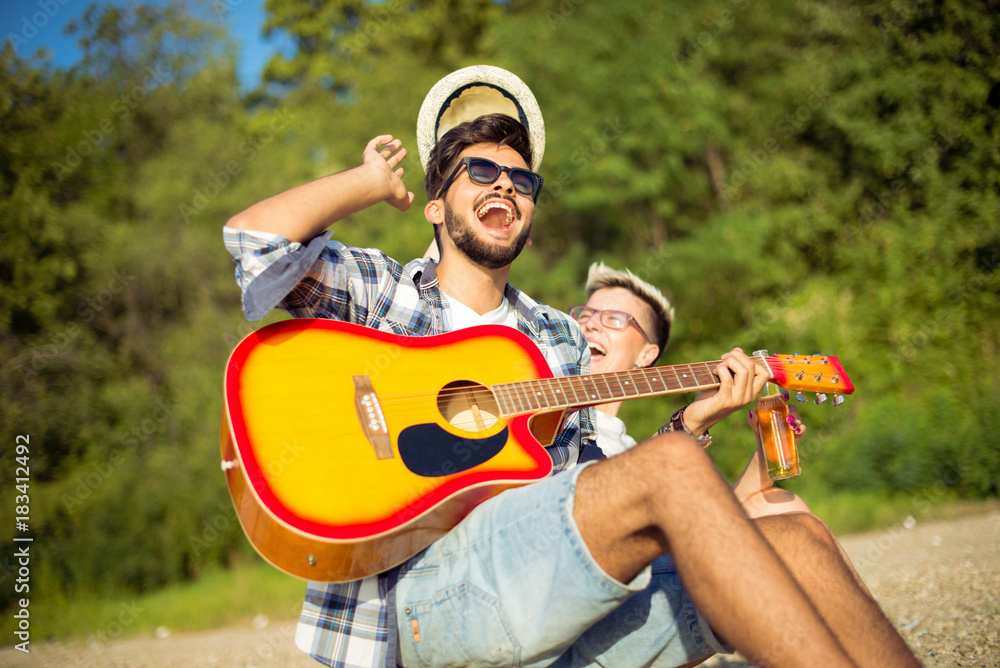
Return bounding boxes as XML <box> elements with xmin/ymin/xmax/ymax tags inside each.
<box><xmin>223</xmin><ymin>227</ymin><xmax>595</xmax><ymax>668</ymax></box>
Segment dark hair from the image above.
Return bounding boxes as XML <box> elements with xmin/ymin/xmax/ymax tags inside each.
<box><xmin>423</xmin><ymin>113</ymin><xmax>534</xmax><ymax>200</ymax></box>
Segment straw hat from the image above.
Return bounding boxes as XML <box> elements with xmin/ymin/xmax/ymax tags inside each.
<box><xmin>416</xmin><ymin>65</ymin><xmax>545</xmax><ymax>173</ymax></box>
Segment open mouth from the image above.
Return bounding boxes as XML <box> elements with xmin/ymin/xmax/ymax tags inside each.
<box><xmin>588</xmin><ymin>340</ymin><xmax>607</xmax><ymax>361</ymax></box>
<box><xmin>476</xmin><ymin>198</ymin><xmax>515</xmax><ymax>229</ymax></box>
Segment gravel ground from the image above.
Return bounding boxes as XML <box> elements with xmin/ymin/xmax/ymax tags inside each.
<box><xmin>705</xmin><ymin>508</ymin><xmax>1000</xmax><ymax>668</ymax></box>
<box><xmin>4</xmin><ymin>509</ymin><xmax>998</xmax><ymax>667</ymax></box>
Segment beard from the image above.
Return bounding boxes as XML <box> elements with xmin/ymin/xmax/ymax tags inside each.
<box><xmin>443</xmin><ymin>199</ymin><xmax>532</xmax><ymax>270</ymax></box>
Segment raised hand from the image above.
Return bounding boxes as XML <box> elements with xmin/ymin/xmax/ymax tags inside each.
<box><xmin>226</xmin><ymin>134</ymin><xmax>416</xmax><ymax>241</ymax></box>
<box><xmin>363</xmin><ymin>135</ymin><xmax>415</xmax><ymax>212</ymax></box>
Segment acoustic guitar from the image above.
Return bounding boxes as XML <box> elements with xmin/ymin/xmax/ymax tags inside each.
<box><xmin>220</xmin><ymin>318</ymin><xmax>853</xmax><ymax>582</ymax></box>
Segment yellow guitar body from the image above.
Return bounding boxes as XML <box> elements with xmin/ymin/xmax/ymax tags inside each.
<box><xmin>221</xmin><ymin>319</ymin><xmax>559</xmax><ymax>582</ymax></box>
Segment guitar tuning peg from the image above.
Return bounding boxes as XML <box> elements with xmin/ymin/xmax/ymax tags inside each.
<box><xmin>814</xmin><ymin>393</ymin><xmax>828</xmax><ymax>405</ymax></box>
<box><xmin>832</xmin><ymin>395</ymin><xmax>846</xmax><ymax>406</ymax></box>
<box><xmin>795</xmin><ymin>392</ymin><xmax>807</xmax><ymax>402</ymax></box>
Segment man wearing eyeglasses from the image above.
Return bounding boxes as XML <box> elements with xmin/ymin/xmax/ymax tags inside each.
<box><xmin>570</xmin><ymin>262</ymin><xmax>773</xmax><ymax>458</ymax></box>
<box><xmin>567</xmin><ymin>263</ymin><xmax>918</xmax><ymax>666</ymax></box>
<box><xmin>223</xmin><ymin>67</ymin><xmax>917</xmax><ymax>666</ymax></box>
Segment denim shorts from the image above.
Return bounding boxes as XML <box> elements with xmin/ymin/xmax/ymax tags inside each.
<box><xmin>394</xmin><ymin>461</ymin><xmax>731</xmax><ymax>667</ymax></box>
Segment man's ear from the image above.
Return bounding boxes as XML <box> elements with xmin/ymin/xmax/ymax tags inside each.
<box><xmin>637</xmin><ymin>343</ymin><xmax>660</xmax><ymax>369</ymax></box>
<box><xmin>425</xmin><ymin>199</ymin><xmax>444</xmax><ymax>225</ymax></box>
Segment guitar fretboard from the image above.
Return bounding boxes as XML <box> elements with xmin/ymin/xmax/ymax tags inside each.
<box><xmin>493</xmin><ymin>359</ymin><xmax>765</xmax><ymax>416</ymax></box>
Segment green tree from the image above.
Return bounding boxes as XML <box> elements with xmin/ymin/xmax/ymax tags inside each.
<box><xmin>1</xmin><ymin>1</ymin><xmax>261</xmax><ymax>620</ymax></box>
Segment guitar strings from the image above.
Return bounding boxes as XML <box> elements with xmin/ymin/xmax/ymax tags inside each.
<box><xmin>362</xmin><ymin>355</ymin><xmax>840</xmax><ymax>413</ymax></box>
<box><xmin>370</xmin><ymin>360</ymin><xmax>731</xmax><ymax>414</ymax></box>
<box><xmin>263</xmin><ymin>356</ymin><xmax>835</xmax><ymax>432</ymax></box>
<box><xmin>371</xmin><ymin>360</ymin><xmax>727</xmax><ymax>402</ymax></box>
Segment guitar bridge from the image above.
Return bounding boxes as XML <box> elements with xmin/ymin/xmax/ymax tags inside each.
<box><xmin>353</xmin><ymin>376</ymin><xmax>393</xmax><ymax>459</ymax></box>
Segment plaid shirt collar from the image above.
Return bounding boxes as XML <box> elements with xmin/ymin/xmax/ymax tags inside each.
<box><xmin>408</xmin><ymin>256</ymin><xmax>549</xmax><ymax>339</ymax></box>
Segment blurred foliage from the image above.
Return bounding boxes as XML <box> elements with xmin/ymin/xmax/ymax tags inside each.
<box><xmin>1</xmin><ymin>0</ymin><xmax>998</xmax><ymax>622</ymax></box>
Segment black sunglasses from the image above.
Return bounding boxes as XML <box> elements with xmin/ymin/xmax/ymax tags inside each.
<box><xmin>435</xmin><ymin>157</ymin><xmax>544</xmax><ymax>202</ymax></box>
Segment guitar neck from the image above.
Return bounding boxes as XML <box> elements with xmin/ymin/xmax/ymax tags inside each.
<box><xmin>493</xmin><ymin>356</ymin><xmax>769</xmax><ymax>416</ymax></box>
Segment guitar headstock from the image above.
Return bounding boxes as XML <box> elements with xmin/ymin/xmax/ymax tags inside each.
<box><xmin>765</xmin><ymin>353</ymin><xmax>855</xmax><ymax>404</ymax></box>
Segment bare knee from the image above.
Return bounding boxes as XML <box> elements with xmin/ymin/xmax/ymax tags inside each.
<box><xmin>576</xmin><ymin>432</ymin><xmax>714</xmax><ymax>517</ymax></box>
<box><xmin>614</xmin><ymin>431</ymin><xmax>749</xmax><ymax>540</ymax></box>
<box><xmin>742</xmin><ymin>488</ymin><xmax>812</xmax><ymax>519</ymax></box>
<box><xmin>755</xmin><ymin>511</ymin><xmax>839</xmax><ymax>554</ymax></box>
<box><xmin>584</xmin><ymin>431</ymin><xmax>723</xmax><ymax>497</ymax></box>
<box><xmin>572</xmin><ymin>432</ymin><xmax>736</xmax><ymax>579</ymax></box>
<box><xmin>631</xmin><ymin>431</ymin><xmax>725</xmax><ymax>483</ymax></box>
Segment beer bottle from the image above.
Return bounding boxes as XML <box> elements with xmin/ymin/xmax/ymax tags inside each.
<box><xmin>755</xmin><ymin>378</ymin><xmax>801</xmax><ymax>481</ymax></box>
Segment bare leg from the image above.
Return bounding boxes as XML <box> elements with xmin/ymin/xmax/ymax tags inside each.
<box><xmin>755</xmin><ymin>513</ymin><xmax>920</xmax><ymax>667</ymax></box>
<box><xmin>732</xmin><ymin>448</ymin><xmax>813</xmax><ymax>518</ymax></box>
<box><xmin>573</xmin><ymin>432</ymin><xmax>855</xmax><ymax>668</ymax></box>
<box><xmin>734</xmin><ymin>448</ymin><xmax>875</xmax><ymax>598</ymax></box>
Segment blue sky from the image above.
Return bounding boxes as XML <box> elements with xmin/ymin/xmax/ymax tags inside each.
<box><xmin>1</xmin><ymin>0</ymin><xmax>293</xmax><ymax>90</ymax></box>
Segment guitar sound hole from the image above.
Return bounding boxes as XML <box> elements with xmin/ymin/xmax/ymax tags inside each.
<box><xmin>437</xmin><ymin>381</ymin><xmax>501</xmax><ymax>433</ymax></box>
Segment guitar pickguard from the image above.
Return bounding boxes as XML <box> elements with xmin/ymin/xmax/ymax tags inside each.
<box><xmin>397</xmin><ymin>423</ymin><xmax>510</xmax><ymax>477</ymax></box>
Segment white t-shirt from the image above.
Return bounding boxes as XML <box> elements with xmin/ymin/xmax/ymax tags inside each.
<box><xmin>442</xmin><ymin>292</ymin><xmax>518</xmax><ymax>330</ymax></box>
<box><xmin>594</xmin><ymin>410</ymin><xmax>638</xmax><ymax>457</ymax></box>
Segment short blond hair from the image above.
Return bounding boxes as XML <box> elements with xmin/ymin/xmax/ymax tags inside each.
<box><xmin>585</xmin><ymin>262</ymin><xmax>675</xmax><ymax>363</ymax></box>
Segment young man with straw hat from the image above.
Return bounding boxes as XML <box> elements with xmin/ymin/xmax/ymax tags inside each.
<box><xmin>224</xmin><ymin>66</ymin><xmax>916</xmax><ymax>667</ymax></box>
